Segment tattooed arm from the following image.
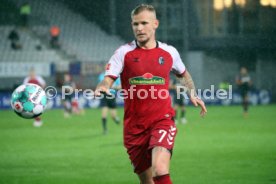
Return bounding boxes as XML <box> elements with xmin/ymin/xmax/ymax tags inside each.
<box><xmin>178</xmin><ymin>71</ymin><xmax>207</xmax><ymax>117</ymax></box>
<box><xmin>179</xmin><ymin>71</ymin><xmax>197</xmax><ymax>97</ymax></box>
<box><xmin>95</xmin><ymin>76</ymin><xmax>115</xmax><ymax>96</ymax></box>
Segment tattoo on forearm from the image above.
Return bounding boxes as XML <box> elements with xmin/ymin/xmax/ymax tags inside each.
<box><xmin>101</xmin><ymin>80</ymin><xmax>109</xmax><ymax>88</ymax></box>
<box><xmin>97</xmin><ymin>79</ymin><xmax>111</xmax><ymax>89</ymax></box>
<box><xmin>179</xmin><ymin>72</ymin><xmax>197</xmax><ymax>97</ymax></box>
<box><xmin>152</xmin><ymin>146</ymin><xmax>171</xmax><ymax>154</ymax></box>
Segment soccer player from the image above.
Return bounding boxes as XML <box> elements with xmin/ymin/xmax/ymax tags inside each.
<box><xmin>98</xmin><ymin>71</ymin><xmax>121</xmax><ymax>134</ymax></box>
<box><xmin>62</xmin><ymin>73</ymin><xmax>76</xmax><ymax>118</ymax></box>
<box><xmin>95</xmin><ymin>4</ymin><xmax>207</xmax><ymax>184</ymax></box>
<box><xmin>236</xmin><ymin>67</ymin><xmax>252</xmax><ymax>117</ymax></box>
<box><xmin>23</xmin><ymin>68</ymin><xmax>46</xmax><ymax>127</ymax></box>
<box><xmin>71</xmin><ymin>98</ymin><xmax>85</xmax><ymax>115</ymax></box>
<box><xmin>169</xmin><ymin>78</ymin><xmax>187</xmax><ymax>124</ymax></box>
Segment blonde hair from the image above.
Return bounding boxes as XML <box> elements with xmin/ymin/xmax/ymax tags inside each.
<box><xmin>131</xmin><ymin>4</ymin><xmax>156</xmax><ymax>18</ymax></box>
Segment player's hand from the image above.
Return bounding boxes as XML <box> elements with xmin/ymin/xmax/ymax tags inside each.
<box><xmin>95</xmin><ymin>76</ymin><xmax>115</xmax><ymax>97</ymax></box>
<box><xmin>190</xmin><ymin>96</ymin><xmax>207</xmax><ymax>117</ymax></box>
<box><xmin>94</xmin><ymin>85</ymin><xmax>111</xmax><ymax>97</ymax></box>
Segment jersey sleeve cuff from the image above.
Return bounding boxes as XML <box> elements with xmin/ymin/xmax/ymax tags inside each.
<box><xmin>105</xmin><ymin>75</ymin><xmax>118</xmax><ymax>80</ymax></box>
<box><xmin>175</xmin><ymin>69</ymin><xmax>186</xmax><ymax>78</ymax></box>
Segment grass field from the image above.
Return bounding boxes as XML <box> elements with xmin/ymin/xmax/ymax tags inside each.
<box><xmin>0</xmin><ymin>105</ymin><xmax>276</xmax><ymax>184</ymax></box>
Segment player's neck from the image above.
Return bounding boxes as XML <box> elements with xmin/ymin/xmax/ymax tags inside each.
<box><xmin>137</xmin><ymin>39</ymin><xmax>157</xmax><ymax>49</ymax></box>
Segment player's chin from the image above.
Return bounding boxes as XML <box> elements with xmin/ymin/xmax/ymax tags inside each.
<box><xmin>136</xmin><ymin>37</ymin><xmax>148</xmax><ymax>44</ymax></box>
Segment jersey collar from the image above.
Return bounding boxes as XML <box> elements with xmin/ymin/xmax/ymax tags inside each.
<box><xmin>135</xmin><ymin>40</ymin><xmax>159</xmax><ymax>49</ymax></box>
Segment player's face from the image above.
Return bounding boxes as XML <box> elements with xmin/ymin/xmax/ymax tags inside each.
<box><xmin>64</xmin><ymin>75</ymin><xmax>70</xmax><ymax>82</ymax></box>
<box><xmin>241</xmin><ymin>67</ymin><xmax>247</xmax><ymax>75</ymax></box>
<box><xmin>131</xmin><ymin>10</ymin><xmax>159</xmax><ymax>45</ymax></box>
<box><xmin>29</xmin><ymin>71</ymin><xmax>36</xmax><ymax>79</ymax></box>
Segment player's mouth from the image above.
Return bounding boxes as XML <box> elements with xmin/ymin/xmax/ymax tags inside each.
<box><xmin>137</xmin><ymin>33</ymin><xmax>146</xmax><ymax>37</ymax></box>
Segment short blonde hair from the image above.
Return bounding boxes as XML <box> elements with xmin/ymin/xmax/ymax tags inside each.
<box><xmin>131</xmin><ymin>4</ymin><xmax>156</xmax><ymax>18</ymax></box>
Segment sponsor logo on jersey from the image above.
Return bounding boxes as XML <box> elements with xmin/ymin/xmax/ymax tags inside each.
<box><xmin>129</xmin><ymin>73</ymin><xmax>165</xmax><ymax>85</ymax></box>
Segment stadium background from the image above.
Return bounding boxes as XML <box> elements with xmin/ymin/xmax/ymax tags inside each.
<box><xmin>0</xmin><ymin>0</ymin><xmax>276</xmax><ymax>104</ymax></box>
<box><xmin>0</xmin><ymin>0</ymin><xmax>276</xmax><ymax>184</ymax></box>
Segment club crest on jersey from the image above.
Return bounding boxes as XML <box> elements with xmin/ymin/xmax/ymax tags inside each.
<box><xmin>129</xmin><ymin>73</ymin><xmax>165</xmax><ymax>85</ymax></box>
<box><xmin>158</xmin><ymin>57</ymin><xmax>165</xmax><ymax>65</ymax></box>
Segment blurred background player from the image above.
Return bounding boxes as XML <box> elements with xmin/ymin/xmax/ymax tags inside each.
<box><xmin>236</xmin><ymin>67</ymin><xmax>252</xmax><ymax>117</ymax></box>
<box><xmin>98</xmin><ymin>71</ymin><xmax>121</xmax><ymax>135</ymax></box>
<box><xmin>8</xmin><ymin>28</ymin><xmax>22</xmax><ymax>50</ymax></box>
<box><xmin>23</xmin><ymin>68</ymin><xmax>46</xmax><ymax>127</ymax></box>
<box><xmin>62</xmin><ymin>73</ymin><xmax>76</xmax><ymax>118</ymax></box>
<box><xmin>71</xmin><ymin>98</ymin><xmax>85</xmax><ymax>115</ymax></box>
<box><xmin>169</xmin><ymin>78</ymin><xmax>187</xmax><ymax>124</ymax></box>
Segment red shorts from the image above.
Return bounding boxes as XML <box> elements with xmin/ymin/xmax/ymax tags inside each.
<box><xmin>71</xmin><ymin>100</ymin><xmax>78</xmax><ymax>108</ymax></box>
<box><xmin>124</xmin><ymin>118</ymin><xmax>177</xmax><ymax>174</ymax></box>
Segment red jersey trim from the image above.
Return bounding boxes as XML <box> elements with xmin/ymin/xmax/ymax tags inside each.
<box><xmin>106</xmin><ymin>75</ymin><xmax>118</xmax><ymax>80</ymax></box>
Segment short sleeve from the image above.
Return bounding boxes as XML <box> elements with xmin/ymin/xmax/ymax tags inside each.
<box><xmin>105</xmin><ymin>48</ymin><xmax>124</xmax><ymax>79</ymax></box>
<box><xmin>23</xmin><ymin>77</ymin><xmax>29</xmax><ymax>84</ymax></box>
<box><xmin>171</xmin><ymin>47</ymin><xmax>186</xmax><ymax>77</ymax></box>
<box><xmin>37</xmin><ymin>76</ymin><xmax>46</xmax><ymax>87</ymax></box>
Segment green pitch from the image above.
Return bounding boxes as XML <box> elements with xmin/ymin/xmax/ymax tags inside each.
<box><xmin>1</xmin><ymin>105</ymin><xmax>276</xmax><ymax>184</ymax></box>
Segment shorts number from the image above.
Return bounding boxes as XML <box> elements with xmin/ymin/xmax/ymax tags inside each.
<box><xmin>158</xmin><ymin>130</ymin><xmax>167</xmax><ymax>143</ymax></box>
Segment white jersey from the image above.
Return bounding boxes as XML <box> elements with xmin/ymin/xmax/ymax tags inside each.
<box><xmin>23</xmin><ymin>75</ymin><xmax>46</xmax><ymax>87</ymax></box>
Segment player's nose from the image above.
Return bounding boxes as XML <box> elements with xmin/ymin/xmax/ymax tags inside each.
<box><xmin>137</xmin><ymin>24</ymin><xmax>143</xmax><ymax>31</ymax></box>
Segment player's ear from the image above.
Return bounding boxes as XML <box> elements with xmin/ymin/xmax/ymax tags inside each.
<box><xmin>154</xmin><ymin>19</ymin><xmax>159</xmax><ymax>29</ymax></box>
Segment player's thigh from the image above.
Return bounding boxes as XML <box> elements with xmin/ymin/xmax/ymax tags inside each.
<box><xmin>110</xmin><ymin>108</ymin><xmax>117</xmax><ymax>117</ymax></box>
<box><xmin>244</xmin><ymin>91</ymin><xmax>249</xmax><ymax>101</ymax></box>
<box><xmin>152</xmin><ymin>146</ymin><xmax>171</xmax><ymax>176</ymax></box>
<box><xmin>241</xmin><ymin>92</ymin><xmax>248</xmax><ymax>101</ymax></box>
<box><xmin>101</xmin><ymin>107</ymin><xmax>108</xmax><ymax>117</ymax></box>
<box><xmin>149</xmin><ymin>119</ymin><xmax>177</xmax><ymax>175</ymax></box>
<box><xmin>125</xmin><ymin>133</ymin><xmax>152</xmax><ymax>174</ymax></box>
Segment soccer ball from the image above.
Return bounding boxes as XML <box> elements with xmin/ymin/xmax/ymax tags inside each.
<box><xmin>11</xmin><ymin>83</ymin><xmax>47</xmax><ymax>119</ymax></box>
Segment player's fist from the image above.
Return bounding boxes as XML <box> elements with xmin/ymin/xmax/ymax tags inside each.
<box><xmin>95</xmin><ymin>76</ymin><xmax>116</xmax><ymax>97</ymax></box>
<box><xmin>95</xmin><ymin>86</ymin><xmax>111</xmax><ymax>97</ymax></box>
